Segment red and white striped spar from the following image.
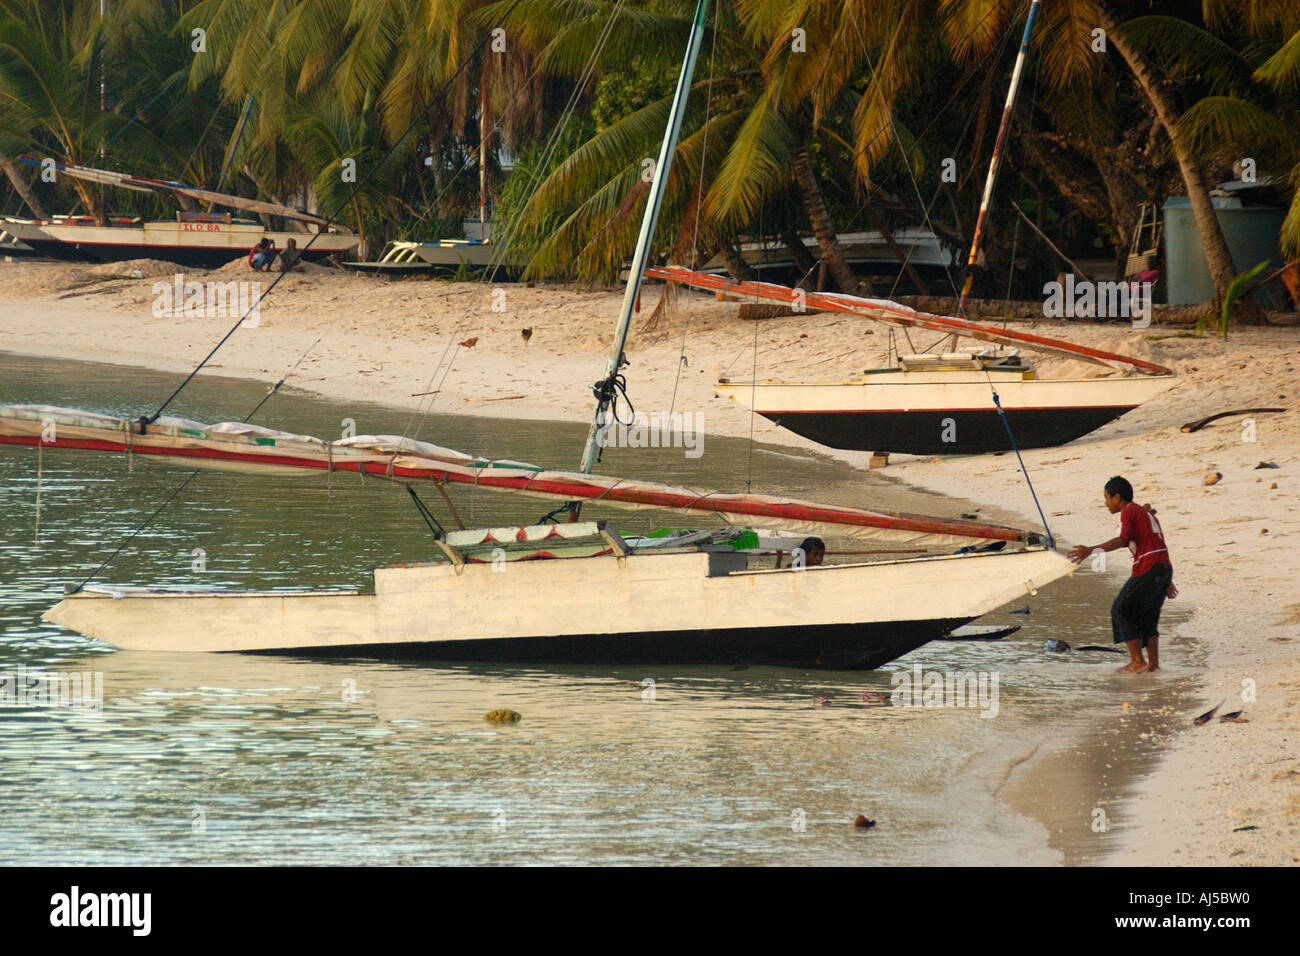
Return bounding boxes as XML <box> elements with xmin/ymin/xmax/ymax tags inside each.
<box><xmin>646</xmin><ymin>266</ymin><xmax>1173</xmax><ymax>375</ymax></box>
<box><xmin>0</xmin><ymin>404</ymin><xmax>1035</xmax><ymax>548</ymax></box>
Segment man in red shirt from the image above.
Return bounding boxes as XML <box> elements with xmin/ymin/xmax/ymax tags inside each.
<box><xmin>1067</xmin><ymin>475</ymin><xmax>1177</xmax><ymax>673</ymax></box>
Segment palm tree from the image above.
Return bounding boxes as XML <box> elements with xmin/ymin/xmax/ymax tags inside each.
<box><xmin>499</xmin><ymin>1</ymin><xmax>869</xmax><ymax>291</ymax></box>
<box><xmin>179</xmin><ymin>0</ymin><xmax>544</xmax><ymax>244</ymax></box>
<box><xmin>0</xmin><ymin>0</ymin><xmax>121</xmax><ymax>221</ymax></box>
<box><xmin>774</xmin><ymin>0</ymin><xmax>1259</xmax><ymax>312</ymax></box>
<box><xmin>1196</xmin><ymin>0</ymin><xmax>1300</xmax><ymax>261</ymax></box>
<box><xmin>1096</xmin><ymin>3</ymin><xmax>1259</xmax><ymax>316</ymax></box>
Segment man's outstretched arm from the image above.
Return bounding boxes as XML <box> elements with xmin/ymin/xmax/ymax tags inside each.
<box><xmin>1066</xmin><ymin>535</ymin><xmax>1127</xmax><ymax>563</ymax></box>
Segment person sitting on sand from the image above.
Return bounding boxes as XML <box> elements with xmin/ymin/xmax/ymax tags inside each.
<box><xmin>248</xmin><ymin>238</ymin><xmax>278</xmax><ymax>271</ymax></box>
<box><xmin>1067</xmin><ymin>475</ymin><xmax>1176</xmax><ymax>674</ymax></box>
<box><xmin>277</xmin><ymin>237</ymin><xmax>303</xmax><ymax>273</ymax></box>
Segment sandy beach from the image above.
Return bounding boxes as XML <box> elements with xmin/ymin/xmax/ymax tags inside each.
<box><xmin>2</xmin><ymin>257</ymin><xmax>1297</xmax><ymax>865</ymax></box>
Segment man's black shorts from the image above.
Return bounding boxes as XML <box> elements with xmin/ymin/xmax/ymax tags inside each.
<box><xmin>1111</xmin><ymin>563</ymin><xmax>1173</xmax><ymax>646</ymax></box>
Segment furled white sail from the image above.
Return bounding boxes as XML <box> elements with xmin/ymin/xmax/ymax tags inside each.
<box><xmin>0</xmin><ymin>404</ymin><xmax>1039</xmax><ymax>548</ymax></box>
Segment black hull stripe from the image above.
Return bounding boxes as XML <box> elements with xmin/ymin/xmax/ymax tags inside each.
<box><xmin>237</xmin><ymin>619</ymin><xmax>973</xmax><ymax>670</ymax></box>
<box><xmin>19</xmin><ymin>239</ymin><xmax>340</xmax><ymax>269</ymax></box>
<box><xmin>762</xmin><ymin>406</ymin><xmax>1138</xmax><ymax>454</ymax></box>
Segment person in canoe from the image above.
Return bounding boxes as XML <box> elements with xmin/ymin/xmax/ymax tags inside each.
<box><xmin>1067</xmin><ymin>475</ymin><xmax>1176</xmax><ymax>673</ymax></box>
<box><xmin>775</xmin><ymin>536</ymin><xmax>825</xmax><ymax>569</ymax></box>
<box><xmin>797</xmin><ymin>536</ymin><xmax>826</xmax><ymax>567</ymax></box>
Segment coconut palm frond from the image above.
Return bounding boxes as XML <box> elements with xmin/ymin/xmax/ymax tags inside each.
<box><xmin>517</xmin><ymin>92</ymin><xmax>680</xmax><ymax>232</ymax></box>
<box><xmin>1254</xmin><ymin>27</ymin><xmax>1300</xmax><ymax>91</ymax></box>
<box><xmin>703</xmin><ymin>81</ymin><xmax>795</xmax><ymax>225</ymax></box>
<box><xmin>526</xmin><ymin>164</ymin><xmax>643</xmax><ymax>279</ymax></box>
<box><xmin>1281</xmin><ymin>166</ymin><xmax>1300</xmax><ymax>259</ymax></box>
<box><xmin>1177</xmin><ymin>95</ymin><xmax>1292</xmax><ymax>160</ymax></box>
<box><xmin>1205</xmin><ymin>0</ymin><xmax>1300</xmax><ymax>35</ymax></box>
<box><xmin>276</xmin><ymin>0</ymin><xmax>352</xmax><ymax>94</ymax></box>
<box><xmin>487</xmin><ymin>0</ymin><xmax>696</xmax><ymax>80</ymax></box>
<box><xmin>851</xmin><ymin>65</ymin><xmax>900</xmax><ymax>182</ymax></box>
<box><xmin>181</xmin><ymin>0</ymin><xmax>277</xmax><ymax>99</ymax></box>
<box><xmin>1117</xmin><ymin>15</ymin><xmax>1252</xmax><ymax>95</ymax></box>
<box><xmin>938</xmin><ymin>0</ymin><xmax>1015</xmax><ymax>65</ymax></box>
<box><xmin>330</xmin><ymin>0</ymin><xmax>409</xmax><ymax>115</ymax></box>
<box><xmin>1034</xmin><ymin>0</ymin><xmax>1103</xmax><ymax>89</ymax></box>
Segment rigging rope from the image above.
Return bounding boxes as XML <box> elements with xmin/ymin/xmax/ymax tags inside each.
<box><xmin>69</xmin><ymin>338</ymin><xmax>323</xmax><ymax>592</ymax></box>
<box><xmin>405</xmin><ymin>485</ymin><xmax>446</xmax><ymax>540</ymax></box>
<box><xmin>984</xmin><ymin>369</ymin><xmax>1054</xmax><ymax>547</ymax></box>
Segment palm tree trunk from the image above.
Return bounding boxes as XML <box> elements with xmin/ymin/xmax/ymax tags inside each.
<box><xmin>1100</xmin><ymin>9</ymin><xmax>1256</xmax><ymax>319</ymax></box>
<box><xmin>1</xmin><ymin>156</ymin><xmax>47</xmax><ymax>218</ymax></box>
<box><xmin>781</xmin><ymin>223</ymin><xmax>819</xmax><ymax>285</ymax></box>
<box><xmin>793</xmin><ymin>144</ymin><xmax>861</xmax><ymax>294</ymax></box>
<box><xmin>719</xmin><ymin>240</ymin><xmax>752</xmax><ymax>281</ymax></box>
<box><xmin>864</xmin><ymin>204</ymin><xmax>931</xmax><ymax>295</ymax></box>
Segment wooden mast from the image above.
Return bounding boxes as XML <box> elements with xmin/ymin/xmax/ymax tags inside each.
<box><xmin>955</xmin><ymin>0</ymin><xmax>1041</xmax><ymax>318</ymax></box>
<box><xmin>575</xmin><ymin>0</ymin><xmax>710</xmax><ymax>481</ymax></box>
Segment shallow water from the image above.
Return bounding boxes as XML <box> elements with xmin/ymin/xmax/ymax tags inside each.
<box><xmin>0</xmin><ymin>352</ymin><xmax>1195</xmax><ymax>865</ymax></box>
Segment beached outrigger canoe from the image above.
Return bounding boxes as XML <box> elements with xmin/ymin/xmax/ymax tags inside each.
<box><xmin>649</xmin><ymin>0</ymin><xmax>1173</xmax><ymax>457</ymax></box>
<box><xmin>1</xmin><ymin>157</ymin><xmax>358</xmax><ymax>268</ymax></box>
<box><xmin>0</xmin><ymin>402</ymin><xmax>1069</xmax><ymax>665</ymax></box>
<box><xmin>647</xmin><ymin>266</ymin><xmax>1178</xmax><ymax>455</ymax></box>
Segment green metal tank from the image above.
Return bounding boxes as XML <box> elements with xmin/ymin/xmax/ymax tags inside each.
<box><xmin>1162</xmin><ymin>196</ymin><xmax>1287</xmax><ymax>306</ymax></box>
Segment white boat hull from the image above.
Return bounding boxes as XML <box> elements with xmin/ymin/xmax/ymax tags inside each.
<box><xmin>1</xmin><ymin>217</ymin><xmax>357</xmax><ymax>267</ymax></box>
<box><xmin>43</xmin><ymin>548</ymin><xmax>1072</xmax><ymax>669</ymax></box>
<box><xmin>717</xmin><ymin>370</ymin><xmax>1177</xmax><ymax>454</ymax></box>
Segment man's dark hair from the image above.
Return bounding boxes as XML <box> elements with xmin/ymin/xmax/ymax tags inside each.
<box><xmin>799</xmin><ymin>536</ymin><xmax>826</xmax><ymax>552</ymax></box>
<box><xmin>1104</xmin><ymin>475</ymin><xmax>1134</xmax><ymax>502</ymax></box>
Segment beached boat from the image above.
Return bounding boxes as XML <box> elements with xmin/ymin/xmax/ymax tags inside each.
<box><xmin>649</xmin><ymin>266</ymin><xmax>1177</xmax><ymax>454</ymax></box>
<box><xmin>0</xmin><ymin>402</ymin><xmax>1070</xmax><ymax>665</ymax></box>
<box><xmin>339</xmin><ymin>240</ymin><xmax>439</xmax><ymax>277</ymax></box>
<box><xmin>700</xmin><ymin>227</ymin><xmax>953</xmax><ymax>293</ymax></box>
<box><xmin>1</xmin><ymin>157</ymin><xmax>358</xmax><ymax>268</ymax></box>
<box><xmin>0</xmin><ymin>0</ymin><xmax>1073</xmax><ymax>666</ymax></box>
<box><xmin>341</xmin><ymin>238</ymin><xmax>528</xmax><ymax>278</ymax></box>
<box><xmin>408</xmin><ymin>238</ymin><xmax>526</xmax><ymax>275</ymax></box>
<box><xmin>0</xmin><ymin>223</ymin><xmax>35</xmax><ymax>256</ymax></box>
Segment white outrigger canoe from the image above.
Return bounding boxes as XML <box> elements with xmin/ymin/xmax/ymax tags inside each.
<box><xmin>3</xmin><ymin>403</ymin><xmax>1070</xmax><ymax>667</ymax></box>
<box><xmin>45</xmin><ymin>524</ymin><xmax>1067</xmax><ymax>668</ymax></box>
<box><xmin>648</xmin><ymin>267</ymin><xmax>1178</xmax><ymax>455</ymax></box>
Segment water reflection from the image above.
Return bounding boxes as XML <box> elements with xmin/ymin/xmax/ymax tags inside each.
<box><xmin>0</xmin><ymin>352</ymin><xmax>1195</xmax><ymax>865</ymax></box>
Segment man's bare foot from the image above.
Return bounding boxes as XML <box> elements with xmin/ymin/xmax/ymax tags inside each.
<box><xmin>1116</xmin><ymin>661</ymin><xmax>1148</xmax><ymax>673</ymax></box>
<box><xmin>1145</xmin><ymin>664</ymin><xmax>1159</xmax><ymax>673</ymax></box>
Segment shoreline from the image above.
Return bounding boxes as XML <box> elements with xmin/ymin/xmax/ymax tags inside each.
<box><xmin>3</xmin><ymin>259</ymin><xmax>1297</xmax><ymax>865</ymax></box>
